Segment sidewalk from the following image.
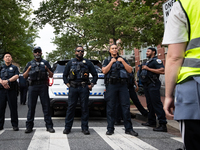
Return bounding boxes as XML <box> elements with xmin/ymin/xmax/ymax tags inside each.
<box><xmin>130</xmin><ymin>95</ymin><xmax>179</xmax><ymax>130</ymax></box>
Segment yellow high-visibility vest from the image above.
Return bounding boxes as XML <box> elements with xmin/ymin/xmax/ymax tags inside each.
<box><xmin>177</xmin><ymin>0</ymin><xmax>200</xmax><ymax>83</ymax></box>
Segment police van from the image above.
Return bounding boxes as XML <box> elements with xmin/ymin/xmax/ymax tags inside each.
<box><xmin>49</xmin><ymin>60</ymin><xmax>106</xmax><ymax>116</ymax></box>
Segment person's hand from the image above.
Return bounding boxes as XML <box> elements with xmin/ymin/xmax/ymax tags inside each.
<box><xmin>66</xmin><ymin>83</ymin><xmax>70</xmax><ymax>87</ymax></box>
<box><xmin>163</xmin><ymin>97</ymin><xmax>175</xmax><ymax>119</ymax></box>
<box><xmin>2</xmin><ymin>80</ymin><xmax>10</xmax><ymax>89</ymax></box>
<box><xmin>117</xmin><ymin>57</ymin><xmax>124</xmax><ymax>62</ymax></box>
<box><xmin>88</xmin><ymin>84</ymin><xmax>92</xmax><ymax>90</ymax></box>
<box><xmin>142</xmin><ymin>65</ymin><xmax>149</xmax><ymax>70</ymax></box>
<box><xmin>135</xmin><ymin>86</ymin><xmax>139</xmax><ymax>92</ymax></box>
<box><xmin>110</xmin><ymin>58</ymin><xmax>117</xmax><ymax>63</ymax></box>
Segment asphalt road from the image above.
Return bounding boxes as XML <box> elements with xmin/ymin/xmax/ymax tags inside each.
<box><xmin>1</xmin><ymin>96</ymin><xmax>184</xmax><ymax>150</ymax></box>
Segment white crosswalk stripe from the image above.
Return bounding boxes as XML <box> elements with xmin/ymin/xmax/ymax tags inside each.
<box><xmin>28</xmin><ymin>128</ymin><xmax>70</xmax><ymax>150</ymax></box>
<box><xmin>94</xmin><ymin>127</ymin><xmax>158</xmax><ymax>150</ymax></box>
<box><xmin>0</xmin><ymin>127</ymin><xmax>182</xmax><ymax>150</ymax></box>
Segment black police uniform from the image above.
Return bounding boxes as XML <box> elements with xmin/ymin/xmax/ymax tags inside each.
<box><xmin>63</xmin><ymin>58</ymin><xmax>98</xmax><ymax>131</ymax></box>
<box><xmin>139</xmin><ymin>56</ymin><xmax>167</xmax><ymax>126</ymax></box>
<box><xmin>19</xmin><ymin>74</ymin><xmax>28</xmax><ymax>105</ymax></box>
<box><xmin>24</xmin><ymin>59</ymin><xmax>54</xmax><ymax>130</ymax></box>
<box><xmin>103</xmin><ymin>56</ymin><xmax>134</xmax><ymax>133</ymax></box>
<box><xmin>128</xmin><ymin>72</ymin><xmax>148</xmax><ymax>117</ymax></box>
<box><xmin>0</xmin><ymin>64</ymin><xmax>19</xmax><ymax>129</ymax></box>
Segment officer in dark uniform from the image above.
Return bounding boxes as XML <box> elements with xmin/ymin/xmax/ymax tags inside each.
<box><xmin>102</xmin><ymin>44</ymin><xmax>138</xmax><ymax>136</ymax></box>
<box><xmin>63</xmin><ymin>46</ymin><xmax>98</xmax><ymax>135</ymax></box>
<box><xmin>0</xmin><ymin>52</ymin><xmax>19</xmax><ymax>131</ymax></box>
<box><xmin>140</xmin><ymin>47</ymin><xmax>167</xmax><ymax>132</ymax></box>
<box><xmin>23</xmin><ymin>46</ymin><xmax>55</xmax><ymax>133</ymax></box>
<box><xmin>19</xmin><ymin>74</ymin><xmax>28</xmax><ymax>105</ymax></box>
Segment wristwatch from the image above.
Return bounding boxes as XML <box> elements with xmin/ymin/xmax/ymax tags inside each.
<box><xmin>7</xmin><ymin>79</ymin><xmax>10</xmax><ymax>83</ymax></box>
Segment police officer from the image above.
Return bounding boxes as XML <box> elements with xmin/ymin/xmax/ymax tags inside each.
<box><xmin>0</xmin><ymin>52</ymin><xmax>19</xmax><ymax>131</ymax></box>
<box><xmin>19</xmin><ymin>74</ymin><xmax>28</xmax><ymax>105</ymax></box>
<box><xmin>140</xmin><ymin>48</ymin><xmax>167</xmax><ymax>132</ymax></box>
<box><xmin>102</xmin><ymin>44</ymin><xmax>138</xmax><ymax>136</ymax></box>
<box><xmin>23</xmin><ymin>46</ymin><xmax>55</xmax><ymax>133</ymax></box>
<box><xmin>63</xmin><ymin>46</ymin><xmax>98</xmax><ymax>135</ymax></box>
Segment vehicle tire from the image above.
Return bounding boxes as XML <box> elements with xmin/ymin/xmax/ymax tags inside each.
<box><xmin>50</xmin><ymin>107</ymin><xmax>55</xmax><ymax>117</ymax></box>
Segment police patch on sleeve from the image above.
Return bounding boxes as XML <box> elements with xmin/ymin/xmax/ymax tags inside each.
<box><xmin>156</xmin><ymin>59</ymin><xmax>162</xmax><ymax>64</ymax></box>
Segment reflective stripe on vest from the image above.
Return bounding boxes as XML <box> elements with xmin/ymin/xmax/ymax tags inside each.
<box><xmin>177</xmin><ymin>0</ymin><xmax>200</xmax><ymax>83</ymax></box>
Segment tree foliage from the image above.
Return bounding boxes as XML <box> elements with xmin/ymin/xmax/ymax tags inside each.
<box><xmin>0</xmin><ymin>0</ymin><xmax>38</xmax><ymax>66</ymax></box>
<box><xmin>34</xmin><ymin>0</ymin><xmax>165</xmax><ymax>62</ymax></box>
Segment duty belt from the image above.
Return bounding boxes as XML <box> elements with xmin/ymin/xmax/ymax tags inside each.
<box><xmin>30</xmin><ymin>80</ymin><xmax>48</xmax><ymax>86</ymax></box>
<box><xmin>70</xmin><ymin>81</ymin><xmax>88</xmax><ymax>88</ymax></box>
<box><xmin>106</xmin><ymin>78</ymin><xmax>127</xmax><ymax>84</ymax></box>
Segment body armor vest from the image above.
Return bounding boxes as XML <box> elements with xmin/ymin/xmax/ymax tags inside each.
<box><xmin>29</xmin><ymin>60</ymin><xmax>47</xmax><ymax>81</ymax></box>
<box><xmin>69</xmin><ymin>59</ymin><xmax>89</xmax><ymax>81</ymax></box>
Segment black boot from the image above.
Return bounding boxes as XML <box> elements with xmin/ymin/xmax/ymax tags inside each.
<box><xmin>153</xmin><ymin>124</ymin><xmax>167</xmax><ymax>132</ymax></box>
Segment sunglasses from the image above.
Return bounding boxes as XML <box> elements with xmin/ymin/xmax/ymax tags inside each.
<box><xmin>34</xmin><ymin>50</ymin><xmax>41</xmax><ymax>53</ymax></box>
<box><xmin>76</xmin><ymin>50</ymin><xmax>84</xmax><ymax>53</ymax></box>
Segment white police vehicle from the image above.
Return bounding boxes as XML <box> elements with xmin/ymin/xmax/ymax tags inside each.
<box><xmin>49</xmin><ymin>60</ymin><xmax>106</xmax><ymax>116</ymax></box>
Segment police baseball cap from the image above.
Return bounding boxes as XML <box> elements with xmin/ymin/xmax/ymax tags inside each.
<box><xmin>148</xmin><ymin>47</ymin><xmax>157</xmax><ymax>55</ymax></box>
<box><xmin>33</xmin><ymin>46</ymin><xmax>42</xmax><ymax>53</ymax></box>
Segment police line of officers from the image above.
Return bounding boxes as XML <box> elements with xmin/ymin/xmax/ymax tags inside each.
<box><xmin>0</xmin><ymin>45</ymin><xmax>167</xmax><ymax>137</ymax></box>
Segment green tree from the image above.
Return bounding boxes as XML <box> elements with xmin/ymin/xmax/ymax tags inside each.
<box><xmin>34</xmin><ymin>0</ymin><xmax>165</xmax><ymax>62</ymax></box>
<box><xmin>0</xmin><ymin>0</ymin><xmax>38</xmax><ymax>66</ymax></box>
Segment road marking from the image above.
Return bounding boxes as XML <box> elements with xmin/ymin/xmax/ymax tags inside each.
<box><xmin>171</xmin><ymin>137</ymin><xmax>183</xmax><ymax>143</ymax></box>
<box><xmin>28</xmin><ymin>128</ymin><xmax>70</xmax><ymax>150</ymax></box>
<box><xmin>93</xmin><ymin>127</ymin><xmax>158</xmax><ymax>150</ymax></box>
<box><xmin>0</xmin><ymin>130</ymin><xmax>4</xmax><ymax>135</ymax></box>
<box><xmin>5</xmin><ymin>117</ymin><xmax>107</xmax><ymax>121</ymax></box>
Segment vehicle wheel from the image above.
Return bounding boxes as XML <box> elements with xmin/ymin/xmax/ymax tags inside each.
<box><xmin>50</xmin><ymin>107</ymin><xmax>55</xmax><ymax>117</ymax></box>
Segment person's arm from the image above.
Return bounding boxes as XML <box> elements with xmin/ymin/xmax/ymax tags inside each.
<box><xmin>63</xmin><ymin>61</ymin><xmax>71</xmax><ymax>86</ymax></box>
<box><xmin>87</xmin><ymin>61</ymin><xmax>98</xmax><ymax>90</ymax></box>
<box><xmin>102</xmin><ymin>58</ymin><xmax>116</xmax><ymax>74</ymax></box>
<box><xmin>117</xmin><ymin>57</ymin><xmax>132</xmax><ymax>73</ymax></box>
<box><xmin>164</xmin><ymin>42</ymin><xmax>186</xmax><ymax>119</ymax></box>
<box><xmin>45</xmin><ymin>61</ymin><xmax>53</xmax><ymax>78</ymax></box>
<box><xmin>134</xmin><ymin>80</ymin><xmax>139</xmax><ymax>92</ymax></box>
<box><xmin>142</xmin><ymin>65</ymin><xmax>165</xmax><ymax>74</ymax></box>
<box><xmin>23</xmin><ymin>63</ymin><xmax>31</xmax><ymax>79</ymax></box>
<box><xmin>88</xmin><ymin>61</ymin><xmax>98</xmax><ymax>85</ymax></box>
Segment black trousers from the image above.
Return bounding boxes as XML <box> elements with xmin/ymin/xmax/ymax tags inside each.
<box><xmin>180</xmin><ymin>120</ymin><xmax>200</xmax><ymax>150</ymax></box>
<box><xmin>0</xmin><ymin>89</ymin><xmax>18</xmax><ymax>128</ymax></box>
<box><xmin>65</xmin><ymin>85</ymin><xmax>90</xmax><ymax>130</ymax></box>
<box><xmin>20</xmin><ymin>86</ymin><xmax>28</xmax><ymax>104</ymax></box>
<box><xmin>26</xmin><ymin>84</ymin><xmax>53</xmax><ymax>129</ymax></box>
<box><xmin>143</xmin><ymin>81</ymin><xmax>167</xmax><ymax>125</ymax></box>
<box><xmin>106</xmin><ymin>83</ymin><xmax>133</xmax><ymax>132</ymax></box>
